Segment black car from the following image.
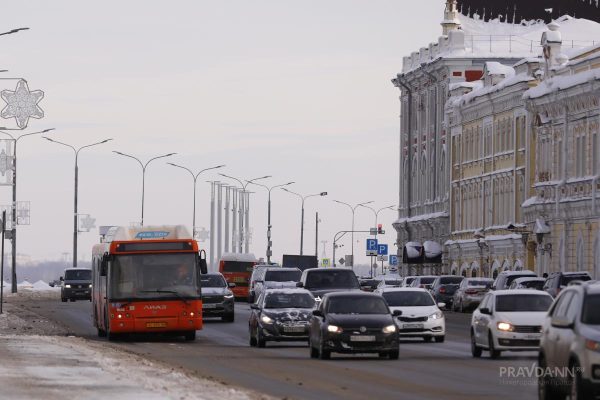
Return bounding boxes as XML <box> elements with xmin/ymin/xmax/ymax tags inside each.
<box><xmin>430</xmin><ymin>275</ymin><xmax>464</xmax><ymax>309</ymax></box>
<box><xmin>60</xmin><ymin>268</ymin><xmax>92</xmax><ymax>302</ymax></box>
<box><xmin>309</xmin><ymin>292</ymin><xmax>400</xmax><ymax>360</ymax></box>
<box><xmin>359</xmin><ymin>278</ymin><xmax>382</xmax><ymax>292</ymax></box>
<box><xmin>543</xmin><ymin>271</ymin><xmax>592</xmax><ymax>297</ymax></box>
<box><xmin>248</xmin><ymin>289</ymin><xmax>315</xmax><ymax>347</ymax></box>
<box><xmin>200</xmin><ymin>273</ymin><xmax>235</xmax><ymax>322</ymax></box>
<box><xmin>298</xmin><ymin>268</ymin><xmax>361</xmax><ymax>300</ymax></box>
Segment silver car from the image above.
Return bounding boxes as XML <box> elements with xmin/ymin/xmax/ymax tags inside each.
<box><xmin>538</xmin><ymin>281</ymin><xmax>600</xmax><ymax>399</ymax></box>
<box><xmin>452</xmin><ymin>278</ymin><xmax>493</xmax><ymax>313</ymax></box>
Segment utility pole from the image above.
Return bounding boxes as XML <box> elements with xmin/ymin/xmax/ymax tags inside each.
<box><xmin>315</xmin><ymin>212</ymin><xmax>319</xmax><ymax>257</ymax></box>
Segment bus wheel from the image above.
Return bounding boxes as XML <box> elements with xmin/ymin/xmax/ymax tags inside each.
<box><xmin>97</xmin><ymin>327</ymin><xmax>106</xmax><ymax>337</ymax></box>
<box><xmin>184</xmin><ymin>331</ymin><xmax>196</xmax><ymax>341</ymax></box>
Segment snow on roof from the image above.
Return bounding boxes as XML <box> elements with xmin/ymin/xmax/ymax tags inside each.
<box><xmin>393</xmin><ymin>211</ymin><xmax>449</xmax><ymax>226</ymax></box>
<box><xmin>219</xmin><ymin>252</ymin><xmax>257</xmax><ymax>262</ymax></box>
<box><xmin>457</xmin><ymin>72</ymin><xmax>535</xmax><ymax>106</ymax></box>
<box><xmin>449</xmin><ymin>81</ymin><xmax>483</xmax><ymax>91</ymax></box>
<box><xmin>524</xmin><ymin>67</ymin><xmax>600</xmax><ymax>99</ymax></box>
<box><xmin>485</xmin><ymin>61</ymin><xmax>515</xmax><ymax>77</ymax></box>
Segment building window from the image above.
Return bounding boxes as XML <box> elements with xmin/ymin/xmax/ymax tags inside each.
<box><xmin>484</xmin><ymin>124</ymin><xmax>492</xmax><ymax>156</ymax></box>
<box><xmin>593</xmin><ymin>132</ymin><xmax>599</xmax><ymax>175</ymax></box>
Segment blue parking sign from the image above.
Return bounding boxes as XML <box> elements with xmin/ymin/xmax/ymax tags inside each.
<box><xmin>366</xmin><ymin>239</ymin><xmax>378</xmax><ymax>251</ymax></box>
<box><xmin>377</xmin><ymin>244</ymin><xmax>388</xmax><ymax>256</ymax></box>
<box><xmin>389</xmin><ymin>254</ymin><xmax>398</xmax><ymax>266</ymax></box>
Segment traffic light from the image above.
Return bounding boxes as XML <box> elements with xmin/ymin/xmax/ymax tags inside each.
<box><xmin>377</xmin><ymin>224</ymin><xmax>384</xmax><ymax>234</ymax></box>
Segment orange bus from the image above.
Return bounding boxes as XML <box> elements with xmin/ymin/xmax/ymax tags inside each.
<box><xmin>92</xmin><ymin>225</ymin><xmax>207</xmax><ymax>341</ymax></box>
<box><xmin>218</xmin><ymin>252</ymin><xmax>256</xmax><ymax>299</ymax></box>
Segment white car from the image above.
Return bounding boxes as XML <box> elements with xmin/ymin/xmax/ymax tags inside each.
<box><xmin>378</xmin><ymin>287</ymin><xmax>446</xmax><ymax>342</ymax></box>
<box><xmin>470</xmin><ymin>289</ymin><xmax>553</xmax><ymax>358</ymax></box>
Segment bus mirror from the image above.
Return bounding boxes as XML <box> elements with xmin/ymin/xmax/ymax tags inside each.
<box><xmin>199</xmin><ymin>250</ymin><xmax>208</xmax><ymax>274</ymax></box>
<box><xmin>100</xmin><ymin>260</ymin><xmax>108</xmax><ymax>276</ymax></box>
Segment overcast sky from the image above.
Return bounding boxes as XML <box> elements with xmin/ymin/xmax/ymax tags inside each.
<box><xmin>0</xmin><ymin>0</ymin><xmax>442</xmax><ymax>265</ymax></box>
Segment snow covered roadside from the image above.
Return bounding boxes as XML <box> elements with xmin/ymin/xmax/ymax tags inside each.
<box><xmin>0</xmin><ymin>291</ymin><xmax>269</xmax><ymax>400</ymax></box>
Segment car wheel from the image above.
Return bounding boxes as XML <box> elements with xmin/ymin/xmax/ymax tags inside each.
<box><xmin>249</xmin><ymin>325</ymin><xmax>257</xmax><ymax>347</ymax></box>
<box><xmin>184</xmin><ymin>330</ymin><xmax>196</xmax><ymax>341</ymax></box>
<box><xmin>222</xmin><ymin>313</ymin><xmax>234</xmax><ymax>323</ymax></box>
<box><xmin>256</xmin><ymin>327</ymin><xmax>266</xmax><ymax>348</ymax></box>
<box><xmin>97</xmin><ymin>327</ymin><xmax>106</xmax><ymax>337</ymax></box>
<box><xmin>61</xmin><ymin>297</ymin><xmax>67</xmax><ymax>303</ymax></box>
<box><xmin>488</xmin><ymin>332</ymin><xmax>501</xmax><ymax>359</ymax></box>
<box><xmin>388</xmin><ymin>349</ymin><xmax>400</xmax><ymax>360</ymax></box>
<box><xmin>470</xmin><ymin>330</ymin><xmax>482</xmax><ymax>358</ymax></box>
<box><xmin>435</xmin><ymin>336</ymin><xmax>445</xmax><ymax>343</ymax></box>
<box><xmin>319</xmin><ymin>341</ymin><xmax>330</xmax><ymax>360</ymax></box>
<box><xmin>538</xmin><ymin>355</ymin><xmax>563</xmax><ymax>400</ymax></box>
<box><xmin>569</xmin><ymin>360</ymin><xmax>585</xmax><ymax>400</ymax></box>
<box><xmin>309</xmin><ymin>339</ymin><xmax>319</xmax><ymax>358</ymax></box>
<box><xmin>423</xmin><ymin>336</ymin><xmax>433</xmax><ymax>342</ymax></box>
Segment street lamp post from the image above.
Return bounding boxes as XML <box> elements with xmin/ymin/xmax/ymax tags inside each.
<box><xmin>0</xmin><ymin>128</ymin><xmax>54</xmax><ymax>292</ymax></box>
<box><xmin>167</xmin><ymin>163</ymin><xmax>225</xmax><ymax>237</ymax></box>
<box><xmin>333</xmin><ymin>200</ymin><xmax>373</xmax><ymax>267</ymax></box>
<box><xmin>359</xmin><ymin>204</ymin><xmax>395</xmax><ymax>275</ymax></box>
<box><xmin>44</xmin><ymin>136</ymin><xmax>112</xmax><ymax>268</ymax></box>
<box><xmin>218</xmin><ymin>174</ymin><xmax>271</xmax><ymax>253</ymax></box>
<box><xmin>282</xmin><ymin>189</ymin><xmax>327</xmax><ymax>255</ymax></box>
<box><xmin>248</xmin><ymin>181</ymin><xmax>294</xmax><ymax>264</ymax></box>
<box><xmin>113</xmin><ymin>151</ymin><xmax>176</xmax><ymax>226</ymax></box>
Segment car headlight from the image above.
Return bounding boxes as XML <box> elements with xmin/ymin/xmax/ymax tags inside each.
<box><xmin>65</xmin><ymin>284</ymin><xmax>71</xmax><ymax>288</ymax></box>
<box><xmin>224</xmin><ymin>293</ymin><xmax>234</xmax><ymax>299</ymax></box>
<box><xmin>327</xmin><ymin>325</ymin><xmax>343</xmax><ymax>333</ymax></box>
<box><xmin>382</xmin><ymin>324</ymin><xmax>397</xmax><ymax>334</ymax></box>
<box><xmin>428</xmin><ymin>311</ymin><xmax>443</xmax><ymax>320</ymax></box>
<box><xmin>260</xmin><ymin>315</ymin><xmax>274</xmax><ymax>324</ymax></box>
<box><xmin>88</xmin><ymin>284</ymin><xmax>92</xmax><ymax>288</ymax></box>
<box><xmin>497</xmin><ymin>322</ymin><xmax>514</xmax><ymax>332</ymax></box>
<box><xmin>585</xmin><ymin>339</ymin><xmax>600</xmax><ymax>352</ymax></box>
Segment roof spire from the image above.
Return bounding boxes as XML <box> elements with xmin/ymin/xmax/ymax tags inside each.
<box><xmin>441</xmin><ymin>0</ymin><xmax>461</xmax><ymax>35</ymax></box>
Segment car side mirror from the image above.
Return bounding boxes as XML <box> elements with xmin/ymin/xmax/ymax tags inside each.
<box><xmin>228</xmin><ymin>282</ymin><xmax>236</xmax><ymax>288</ymax></box>
<box><xmin>437</xmin><ymin>303</ymin><xmax>446</xmax><ymax>309</ymax></box>
<box><xmin>250</xmin><ymin>304</ymin><xmax>259</xmax><ymax>310</ymax></box>
<box><xmin>198</xmin><ymin>250</ymin><xmax>208</xmax><ymax>275</ymax></box>
<box><xmin>479</xmin><ymin>307</ymin><xmax>491</xmax><ymax>315</ymax></box>
<box><xmin>551</xmin><ymin>316</ymin><xmax>574</xmax><ymax>329</ymax></box>
<box><xmin>312</xmin><ymin>309</ymin><xmax>323</xmax><ymax>317</ymax></box>
<box><xmin>392</xmin><ymin>310</ymin><xmax>402</xmax><ymax>316</ymax></box>
<box><xmin>59</xmin><ymin>276</ymin><xmax>64</xmax><ymax>281</ymax></box>
<box><xmin>296</xmin><ymin>282</ymin><xmax>303</xmax><ymax>288</ymax></box>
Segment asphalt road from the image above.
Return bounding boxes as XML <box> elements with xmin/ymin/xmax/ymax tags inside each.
<box><xmin>12</xmin><ymin>297</ymin><xmax>539</xmax><ymax>400</ymax></box>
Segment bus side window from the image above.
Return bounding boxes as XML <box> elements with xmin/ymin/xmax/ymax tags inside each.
<box><xmin>100</xmin><ymin>257</ymin><xmax>108</xmax><ymax>276</ymax></box>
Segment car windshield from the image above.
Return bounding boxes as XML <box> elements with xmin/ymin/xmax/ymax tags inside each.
<box><xmin>468</xmin><ymin>280</ymin><xmax>493</xmax><ymax>287</ymax></box>
<box><xmin>521</xmin><ymin>280</ymin><xmax>544</xmax><ymax>290</ymax></box>
<box><xmin>264</xmin><ymin>270</ymin><xmax>301</xmax><ymax>282</ymax></box>
<box><xmin>582</xmin><ymin>294</ymin><xmax>600</xmax><ymax>325</ymax></box>
<box><xmin>440</xmin><ymin>277</ymin><xmax>463</xmax><ymax>284</ymax></box>
<box><xmin>382</xmin><ymin>291</ymin><xmax>435</xmax><ymax>307</ymax></box>
<box><xmin>110</xmin><ymin>253</ymin><xmax>200</xmax><ymax>299</ymax></box>
<box><xmin>504</xmin><ymin>274</ymin><xmax>536</xmax><ymax>287</ymax></box>
<box><xmin>495</xmin><ymin>294</ymin><xmax>552</xmax><ymax>312</ymax></box>
<box><xmin>419</xmin><ymin>277</ymin><xmax>436</xmax><ymax>284</ymax></box>
<box><xmin>384</xmin><ymin>280</ymin><xmax>403</xmax><ymax>286</ymax></box>
<box><xmin>264</xmin><ymin>293</ymin><xmax>315</xmax><ymax>309</ymax></box>
<box><xmin>305</xmin><ymin>271</ymin><xmax>360</xmax><ymax>289</ymax></box>
<box><xmin>404</xmin><ymin>277</ymin><xmax>416</xmax><ymax>285</ymax></box>
<box><xmin>222</xmin><ymin>261</ymin><xmax>254</xmax><ymax>273</ymax></box>
<box><xmin>327</xmin><ymin>297</ymin><xmax>389</xmax><ymax>314</ymax></box>
<box><xmin>200</xmin><ymin>275</ymin><xmax>226</xmax><ymax>288</ymax></box>
<box><xmin>64</xmin><ymin>269</ymin><xmax>91</xmax><ymax>280</ymax></box>
<box><xmin>561</xmin><ymin>275</ymin><xmax>591</xmax><ymax>285</ymax></box>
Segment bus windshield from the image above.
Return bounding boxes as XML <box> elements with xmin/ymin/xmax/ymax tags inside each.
<box><xmin>109</xmin><ymin>253</ymin><xmax>200</xmax><ymax>300</ymax></box>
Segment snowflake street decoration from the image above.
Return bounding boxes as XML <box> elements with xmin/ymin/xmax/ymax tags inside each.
<box><xmin>1</xmin><ymin>80</ymin><xmax>44</xmax><ymax>129</ymax></box>
<box><xmin>79</xmin><ymin>214</ymin><xmax>96</xmax><ymax>232</ymax></box>
<box><xmin>17</xmin><ymin>202</ymin><xmax>30</xmax><ymax>226</ymax></box>
<box><xmin>195</xmin><ymin>227</ymin><xmax>209</xmax><ymax>242</ymax></box>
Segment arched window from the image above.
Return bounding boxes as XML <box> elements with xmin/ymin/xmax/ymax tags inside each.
<box><xmin>460</xmin><ymin>262</ymin><xmax>469</xmax><ymax>277</ymax></box>
<box><xmin>513</xmin><ymin>260</ymin><xmax>523</xmax><ymax>271</ymax></box>
<box><xmin>451</xmin><ymin>263</ymin><xmax>458</xmax><ymax>276</ymax></box>
<box><xmin>491</xmin><ymin>260</ymin><xmax>500</xmax><ymax>279</ymax></box>
<box><xmin>502</xmin><ymin>259</ymin><xmax>511</xmax><ymax>272</ymax></box>
<box><xmin>470</xmin><ymin>262</ymin><xmax>480</xmax><ymax>278</ymax></box>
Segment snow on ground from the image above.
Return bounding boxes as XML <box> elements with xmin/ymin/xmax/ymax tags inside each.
<box><xmin>0</xmin><ymin>291</ymin><xmax>269</xmax><ymax>400</ymax></box>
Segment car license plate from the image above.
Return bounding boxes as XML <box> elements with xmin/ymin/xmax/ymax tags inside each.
<box><xmin>146</xmin><ymin>322</ymin><xmax>167</xmax><ymax>328</ymax></box>
<box><xmin>202</xmin><ymin>303</ymin><xmax>217</xmax><ymax>309</ymax></box>
<box><xmin>525</xmin><ymin>334</ymin><xmax>539</xmax><ymax>340</ymax></box>
<box><xmin>283</xmin><ymin>326</ymin><xmax>305</xmax><ymax>333</ymax></box>
<box><xmin>402</xmin><ymin>323</ymin><xmax>424</xmax><ymax>329</ymax></box>
<box><xmin>350</xmin><ymin>335</ymin><xmax>375</xmax><ymax>342</ymax></box>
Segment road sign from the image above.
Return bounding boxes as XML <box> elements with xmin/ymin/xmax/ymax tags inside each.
<box><xmin>389</xmin><ymin>254</ymin><xmax>399</xmax><ymax>266</ymax></box>
<box><xmin>322</xmin><ymin>258</ymin><xmax>330</xmax><ymax>267</ymax></box>
<box><xmin>369</xmin><ymin>228</ymin><xmax>377</xmax><ymax>235</ymax></box>
<box><xmin>345</xmin><ymin>255</ymin><xmax>353</xmax><ymax>267</ymax></box>
<box><xmin>377</xmin><ymin>255</ymin><xmax>388</xmax><ymax>261</ymax></box>
<box><xmin>366</xmin><ymin>238</ymin><xmax>378</xmax><ymax>256</ymax></box>
<box><xmin>377</xmin><ymin>244</ymin><xmax>388</xmax><ymax>256</ymax></box>
<box><xmin>338</xmin><ymin>257</ymin><xmax>345</xmax><ymax>265</ymax></box>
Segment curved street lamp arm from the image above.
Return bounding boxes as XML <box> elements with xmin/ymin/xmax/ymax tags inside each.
<box><xmin>43</xmin><ymin>137</ymin><xmax>76</xmax><ymax>154</ymax></box>
<box><xmin>333</xmin><ymin>199</ymin><xmax>353</xmax><ymax>213</ymax></box>
<box><xmin>195</xmin><ymin>164</ymin><xmax>225</xmax><ymax>180</ymax></box>
<box><xmin>247</xmin><ymin>180</ymin><xmax>269</xmax><ymax>192</ymax></box>
<box><xmin>144</xmin><ymin>152</ymin><xmax>176</xmax><ymax>169</ymax></box>
<box><xmin>219</xmin><ymin>173</ymin><xmax>244</xmax><ymax>189</ymax></box>
<box><xmin>77</xmin><ymin>138</ymin><xmax>112</xmax><ymax>155</ymax></box>
<box><xmin>282</xmin><ymin>187</ymin><xmax>303</xmax><ymax>202</ymax></box>
<box><xmin>359</xmin><ymin>203</ymin><xmax>377</xmax><ymax>218</ymax></box>
<box><xmin>167</xmin><ymin>162</ymin><xmax>194</xmax><ymax>179</ymax></box>
<box><xmin>5</xmin><ymin>127</ymin><xmax>54</xmax><ymax>142</ymax></box>
<box><xmin>112</xmin><ymin>151</ymin><xmax>144</xmax><ymax>169</ymax></box>
<box><xmin>354</xmin><ymin>200</ymin><xmax>374</xmax><ymax>211</ymax></box>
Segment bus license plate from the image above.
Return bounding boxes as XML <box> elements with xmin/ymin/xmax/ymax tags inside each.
<box><xmin>146</xmin><ymin>322</ymin><xmax>167</xmax><ymax>328</ymax></box>
<box><xmin>350</xmin><ymin>335</ymin><xmax>375</xmax><ymax>342</ymax></box>
<box><xmin>203</xmin><ymin>304</ymin><xmax>217</xmax><ymax>309</ymax></box>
